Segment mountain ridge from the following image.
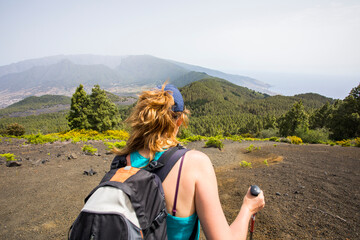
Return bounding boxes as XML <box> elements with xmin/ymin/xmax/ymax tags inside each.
<box><xmin>0</xmin><ymin>54</ymin><xmax>274</xmax><ymax>108</ymax></box>
<box><xmin>2</xmin><ymin>78</ymin><xmax>332</xmax><ymax>119</ymax></box>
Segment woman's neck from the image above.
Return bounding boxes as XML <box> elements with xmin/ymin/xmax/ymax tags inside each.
<box><xmin>137</xmin><ymin>148</ymin><xmax>150</xmax><ymax>158</ymax></box>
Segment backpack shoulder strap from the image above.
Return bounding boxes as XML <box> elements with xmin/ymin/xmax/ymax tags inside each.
<box><xmin>150</xmin><ymin>144</ymin><xmax>191</xmax><ymax>182</ymax></box>
<box><xmin>110</xmin><ymin>154</ymin><xmax>127</xmax><ymax>170</ymax></box>
<box><xmin>110</xmin><ymin>144</ymin><xmax>190</xmax><ymax>182</ymax></box>
<box><xmin>110</xmin><ymin>145</ymin><xmax>182</xmax><ymax>171</ymax></box>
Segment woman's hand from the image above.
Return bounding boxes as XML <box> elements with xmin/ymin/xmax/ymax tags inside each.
<box><xmin>242</xmin><ymin>187</ymin><xmax>265</xmax><ymax>215</ymax></box>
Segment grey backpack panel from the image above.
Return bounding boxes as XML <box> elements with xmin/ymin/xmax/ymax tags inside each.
<box><xmin>69</xmin><ymin>145</ymin><xmax>190</xmax><ymax>240</ymax></box>
<box><xmin>69</xmin><ymin>212</ymin><xmax>142</xmax><ymax>240</ymax></box>
<box><xmin>69</xmin><ymin>168</ymin><xmax>167</xmax><ymax>240</ymax></box>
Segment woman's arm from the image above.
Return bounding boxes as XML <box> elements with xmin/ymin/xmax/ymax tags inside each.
<box><xmin>190</xmin><ymin>151</ymin><xmax>265</xmax><ymax>240</ymax></box>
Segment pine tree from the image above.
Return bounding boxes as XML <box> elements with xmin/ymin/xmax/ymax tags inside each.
<box><xmin>88</xmin><ymin>85</ymin><xmax>121</xmax><ymax>132</ymax></box>
<box><xmin>309</xmin><ymin>102</ymin><xmax>332</xmax><ymax>129</ymax></box>
<box><xmin>67</xmin><ymin>84</ymin><xmax>91</xmax><ymax>130</ymax></box>
<box><xmin>263</xmin><ymin>114</ymin><xmax>277</xmax><ymax>129</ymax></box>
<box><xmin>329</xmin><ymin>84</ymin><xmax>360</xmax><ymax>140</ymax></box>
<box><xmin>278</xmin><ymin>101</ymin><xmax>309</xmax><ymax>136</ymax></box>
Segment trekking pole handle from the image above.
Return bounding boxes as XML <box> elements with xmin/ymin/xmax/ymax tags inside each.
<box><xmin>250</xmin><ymin>185</ymin><xmax>261</xmax><ymax>197</ymax></box>
<box><xmin>249</xmin><ymin>185</ymin><xmax>261</xmax><ymax>240</ymax></box>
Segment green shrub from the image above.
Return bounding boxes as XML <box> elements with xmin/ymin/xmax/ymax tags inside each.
<box><xmin>5</xmin><ymin>123</ymin><xmax>25</xmax><ymax>136</ymax></box>
<box><xmin>287</xmin><ymin>136</ymin><xmax>303</xmax><ymax>144</ymax></box>
<box><xmin>280</xmin><ymin>137</ymin><xmax>291</xmax><ymax>143</ymax></box>
<box><xmin>0</xmin><ymin>129</ymin><xmax>6</xmax><ymax>136</ymax></box>
<box><xmin>82</xmin><ymin>144</ymin><xmax>98</xmax><ymax>155</ymax></box>
<box><xmin>226</xmin><ymin>135</ymin><xmax>243</xmax><ymax>142</ymax></box>
<box><xmin>178</xmin><ymin>128</ymin><xmax>193</xmax><ymax>139</ymax></box>
<box><xmin>246</xmin><ymin>144</ymin><xmax>255</xmax><ymax>152</ymax></box>
<box><xmin>295</xmin><ymin>128</ymin><xmax>329</xmax><ymax>144</ymax></box>
<box><xmin>246</xmin><ymin>144</ymin><xmax>261</xmax><ymax>152</ymax></box>
<box><xmin>355</xmin><ymin>137</ymin><xmax>360</xmax><ymax>147</ymax></box>
<box><xmin>257</xmin><ymin>128</ymin><xmax>279</xmax><ymax>138</ymax></box>
<box><xmin>24</xmin><ymin>133</ymin><xmax>58</xmax><ymax>144</ymax></box>
<box><xmin>104</xmin><ymin>141</ymin><xmax>126</xmax><ymax>150</ymax></box>
<box><xmin>186</xmin><ymin>135</ymin><xmax>206</xmax><ymax>142</ymax></box>
<box><xmin>241</xmin><ymin>133</ymin><xmax>255</xmax><ymax>138</ymax></box>
<box><xmin>0</xmin><ymin>153</ymin><xmax>17</xmax><ymax>162</ymax></box>
<box><xmin>205</xmin><ymin>137</ymin><xmax>224</xmax><ymax>150</ymax></box>
<box><xmin>263</xmin><ymin>159</ymin><xmax>269</xmax><ymax>166</ymax></box>
<box><xmin>240</xmin><ymin>161</ymin><xmax>252</xmax><ymax>168</ymax></box>
<box><xmin>179</xmin><ymin>135</ymin><xmax>207</xmax><ymax>145</ymax></box>
<box><xmin>269</xmin><ymin>136</ymin><xmax>280</xmax><ymax>142</ymax></box>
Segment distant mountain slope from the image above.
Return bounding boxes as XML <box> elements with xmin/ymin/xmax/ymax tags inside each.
<box><xmin>0</xmin><ymin>59</ymin><xmax>123</xmax><ymax>91</ymax></box>
<box><xmin>7</xmin><ymin>95</ymin><xmax>71</xmax><ymax>109</ymax></box>
<box><xmin>0</xmin><ymin>54</ymin><xmax>273</xmax><ymax>108</ymax></box>
<box><xmin>181</xmin><ymin>78</ymin><xmax>332</xmax><ymax>117</ymax></box>
<box><xmin>0</xmin><ymin>92</ymin><xmax>136</xmax><ymax>119</ymax></box>
<box><xmin>171</xmin><ymin>71</ymin><xmax>212</xmax><ymax>88</ymax></box>
<box><xmin>171</xmin><ymin>60</ymin><xmax>272</xmax><ymax>93</ymax></box>
<box><xmin>181</xmin><ymin>78</ymin><xmax>267</xmax><ymax>117</ymax></box>
<box><xmin>0</xmin><ymin>54</ymin><xmax>125</xmax><ymax>78</ymax></box>
<box><xmin>116</xmin><ymin>55</ymin><xmax>188</xmax><ymax>85</ymax></box>
<box><xmin>104</xmin><ymin>91</ymin><xmax>137</xmax><ymax>105</ymax></box>
<box><xmin>0</xmin><ymin>95</ymin><xmax>71</xmax><ymax>118</ymax></box>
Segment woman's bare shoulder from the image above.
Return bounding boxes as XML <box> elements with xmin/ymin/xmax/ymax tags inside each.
<box><xmin>185</xmin><ymin>149</ymin><xmax>213</xmax><ymax>168</ymax></box>
<box><xmin>185</xmin><ymin>149</ymin><xmax>209</xmax><ymax>159</ymax></box>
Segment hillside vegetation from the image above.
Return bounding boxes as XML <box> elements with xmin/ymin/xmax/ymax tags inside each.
<box><xmin>0</xmin><ymin>111</ymin><xmax>69</xmax><ymax>134</ymax></box>
<box><xmin>179</xmin><ymin>78</ymin><xmax>333</xmax><ymax>136</ymax></box>
<box><xmin>2</xmin><ymin>78</ymin><xmax>358</xmax><ymax>143</ymax></box>
<box><xmin>181</xmin><ymin>78</ymin><xmax>266</xmax><ymax>116</ymax></box>
<box><xmin>0</xmin><ymin>78</ymin><xmax>335</xmax><ymax>135</ymax></box>
<box><xmin>0</xmin><ymin>95</ymin><xmax>71</xmax><ymax>118</ymax></box>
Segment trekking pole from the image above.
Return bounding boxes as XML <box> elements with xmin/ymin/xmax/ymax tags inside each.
<box><xmin>249</xmin><ymin>185</ymin><xmax>261</xmax><ymax>240</ymax></box>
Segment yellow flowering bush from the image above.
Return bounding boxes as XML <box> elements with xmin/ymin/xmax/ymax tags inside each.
<box><xmin>336</xmin><ymin>139</ymin><xmax>351</xmax><ymax>147</ymax></box>
<box><xmin>287</xmin><ymin>136</ymin><xmax>303</xmax><ymax>145</ymax></box>
<box><xmin>103</xmin><ymin>130</ymin><xmax>129</xmax><ymax>140</ymax></box>
<box><xmin>21</xmin><ymin>129</ymin><xmax>130</xmax><ymax>144</ymax></box>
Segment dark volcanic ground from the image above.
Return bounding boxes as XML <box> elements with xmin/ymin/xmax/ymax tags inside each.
<box><xmin>0</xmin><ymin>139</ymin><xmax>359</xmax><ymax>240</ymax></box>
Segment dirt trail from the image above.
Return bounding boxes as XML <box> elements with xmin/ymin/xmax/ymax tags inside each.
<box><xmin>0</xmin><ymin>139</ymin><xmax>359</xmax><ymax>239</ymax></box>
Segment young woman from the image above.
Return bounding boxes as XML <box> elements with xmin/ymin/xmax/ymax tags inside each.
<box><xmin>115</xmin><ymin>83</ymin><xmax>265</xmax><ymax>240</ymax></box>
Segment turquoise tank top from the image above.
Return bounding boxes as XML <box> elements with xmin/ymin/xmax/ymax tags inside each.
<box><xmin>130</xmin><ymin>151</ymin><xmax>200</xmax><ymax>240</ymax></box>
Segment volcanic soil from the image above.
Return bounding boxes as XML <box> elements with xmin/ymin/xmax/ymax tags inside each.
<box><xmin>0</xmin><ymin>139</ymin><xmax>359</xmax><ymax>239</ymax></box>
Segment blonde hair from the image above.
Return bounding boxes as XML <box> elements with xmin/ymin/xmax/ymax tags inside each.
<box><xmin>114</xmin><ymin>83</ymin><xmax>189</xmax><ymax>162</ymax></box>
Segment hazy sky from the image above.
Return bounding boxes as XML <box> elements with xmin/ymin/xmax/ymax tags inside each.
<box><xmin>0</xmin><ymin>0</ymin><xmax>359</xmax><ymax>98</ymax></box>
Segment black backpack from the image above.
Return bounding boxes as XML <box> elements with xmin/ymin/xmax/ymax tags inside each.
<box><xmin>68</xmin><ymin>145</ymin><xmax>193</xmax><ymax>240</ymax></box>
